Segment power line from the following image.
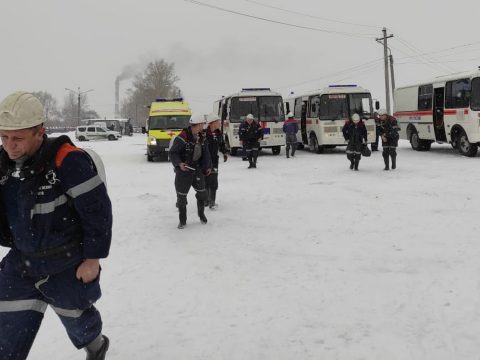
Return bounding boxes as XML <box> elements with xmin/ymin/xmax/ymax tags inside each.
<box><xmin>243</xmin><ymin>0</ymin><xmax>381</xmax><ymax>31</ymax></box>
<box><xmin>394</xmin><ymin>36</ymin><xmax>457</xmax><ymax>73</ymax></box>
<box><xmin>184</xmin><ymin>0</ymin><xmax>375</xmax><ymax>39</ymax></box>
<box><xmin>273</xmin><ymin>58</ymin><xmax>383</xmax><ymax>90</ymax></box>
<box><xmin>396</xmin><ymin>39</ymin><xmax>480</xmax><ymax>60</ymax></box>
<box><xmin>396</xmin><ymin>56</ymin><xmax>480</xmax><ymax>65</ymax></box>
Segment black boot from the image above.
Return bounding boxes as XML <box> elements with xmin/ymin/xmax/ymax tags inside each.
<box><xmin>383</xmin><ymin>153</ymin><xmax>389</xmax><ymax>170</ymax></box>
<box><xmin>178</xmin><ymin>206</ymin><xmax>187</xmax><ymax>229</ymax></box>
<box><xmin>209</xmin><ymin>190</ymin><xmax>217</xmax><ymax>209</ymax></box>
<box><xmin>354</xmin><ymin>157</ymin><xmax>360</xmax><ymax>171</ymax></box>
<box><xmin>247</xmin><ymin>153</ymin><xmax>253</xmax><ymax>168</ymax></box>
<box><xmin>349</xmin><ymin>159</ymin><xmax>354</xmax><ymax>170</ymax></box>
<box><xmin>198</xmin><ymin>200</ymin><xmax>207</xmax><ymax>224</ymax></box>
<box><xmin>253</xmin><ymin>152</ymin><xmax>258</xmax><ymax>168</ymax></box>
<box><xmin>86</xmin><ymin>335</ymin><xmax>109</xmax><ymax>360</ymax></box>
<box><xmin>291</xmin><ymin>145</ymin><xmax>296</xmax><ymax>157</ymax></box>
<box><xmin>391</xmin><ymin>155</ymin><xmax>396</xmax><ymax>170</ymax></box>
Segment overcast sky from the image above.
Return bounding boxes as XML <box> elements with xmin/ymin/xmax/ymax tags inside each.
<box><xmin>0</xmin><ymin>0</ymin><xmax>479</xmax><ymax>119</ymax></box>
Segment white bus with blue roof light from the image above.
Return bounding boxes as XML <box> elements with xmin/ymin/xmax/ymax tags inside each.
<box><xmin>213</xmin><ymin>88</ymin><xmax>285</xmax><ymax>156</ymax></box>
<box><xmin>284</xmin><ymin>85</ymin><xmax>376</xmax><ymax>153</ymax></box>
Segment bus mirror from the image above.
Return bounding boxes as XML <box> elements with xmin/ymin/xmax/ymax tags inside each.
<box><xmin>375</xmin><ymin>101</ymin><xmax>380</xmax><ymax>110</ymax></box>
<box><xmin>141</xmin><ymin>127</ymin><xmax>146</xmax><ymax>134</ymax></box>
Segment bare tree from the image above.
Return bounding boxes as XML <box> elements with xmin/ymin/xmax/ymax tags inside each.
<box><xmin>61</xmin><ymin>92</ymin><xmax>98</xmax><ymax>126</ymax></box>
<box><xmin>120</xmin><ymin>59</ymin><xmax>181</xmax><ymax>126</ymax></box>
<box><xmin>31</xmin><ymin>91</ymin><xmax>62</xmax><ymax>126</ymax></box>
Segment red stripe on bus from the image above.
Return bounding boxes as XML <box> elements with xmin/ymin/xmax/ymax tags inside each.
<box><xmin>393</xmin><ymin>111</ymin><xmax>433</xmax><ymax>117</ymax></box>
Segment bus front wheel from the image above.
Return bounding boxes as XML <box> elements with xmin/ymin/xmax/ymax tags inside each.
<box><xmin>458</xmin><ymin>130</ymin><xmax>478</xmax><ymax>157</ymax></box>
<box><xmin>272</xmin><ymin>146</ymin><xmax>281</xmax><ymax>155</ymax></box>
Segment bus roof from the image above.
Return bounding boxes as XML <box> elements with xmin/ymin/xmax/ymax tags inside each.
<box><xmin>220</xmin><ymin>88</ymin><xmax>282</xmax><ymax>100</ymax></box>
<box><xmin>285</xmin><ymin>85</ymin><xmax>371</xmax><ymax>100</ymax></box>
<box><xmin>149</xmin><ymin>99</ymin><xmax>191</xmax><ymax>117</ymax></box>
<box><xmin>396</xmin><ymin>70</ymin><xmax>480</xmax><ymax>90</ymax></box>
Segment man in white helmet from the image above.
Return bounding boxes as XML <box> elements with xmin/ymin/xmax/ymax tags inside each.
<box><xmin>169</xmin><ymin>114</ymin><xmax>212</xmax><ymax>228</ymax></box>
<box><xmin>283</xmin><ymin>112</ymin><xmax>299</xmax><ymax>158</ymax></box>
<box><xmin>238</xmin><ymin>113</ymin><xmax>263</xmax><ymax>168</ymax></box>
<box><xmin>0</xmin><ymin>92</ymin><xmax>111</xmax><ymax>359</ymax></box>
<box><xmin>342</xmin><ymin>113</ymin><xmax>368</xmax><ymax>171</ymax></box>
<box><xmin>204</xmin><ymin>113</ymin><xmax>228</xmax><ymax>209</ymax></box>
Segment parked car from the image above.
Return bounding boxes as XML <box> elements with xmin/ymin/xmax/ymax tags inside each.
<box><xmin>75</xmin><ymin>126</ymin><xmax>122</xmax><ymax>141</ymax></box>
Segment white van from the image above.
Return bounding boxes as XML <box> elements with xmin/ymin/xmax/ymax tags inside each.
<box><xmin>75</xmin><ymin>126</ymin><xmax>121</xmax><ymax>141</ymax></box>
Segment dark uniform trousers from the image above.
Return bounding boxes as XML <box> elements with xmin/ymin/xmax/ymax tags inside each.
<box><xmin>205</xmin><ymin>169</ymin><xmax>218</xmax><ymax>205</ymax></box>
<box><xmin>175</xmin><ymin>169</ymin><xmax>208</xmax><ymax>222</ymax></box>
<box><xmin>0</xmin><ymin>252</ymin><xmax>102</xmax><ymax>360</ymax></box>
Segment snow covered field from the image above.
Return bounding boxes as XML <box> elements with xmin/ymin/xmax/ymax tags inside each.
<box><xmin>3</xmin><ymin>133</ymin><xmax>480</xmax><ymax>360</ymax></box>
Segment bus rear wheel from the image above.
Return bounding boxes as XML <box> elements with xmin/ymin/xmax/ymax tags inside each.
<box><xmin>458</xmin><ymin>130</ymin><xmax>478</xmax><ymax>157</ymax></box>
<box><xmin>272</xmin><ymin>146</ymin><xmax>281</xmax><ymax>155</ymax></box>
<box><xmin>309</xmin><ymin>134</ymin><xmax>324</xmax><ymax>154</ymax></box>
<box><xmin>410</xmin><ymin>130</ymin><xmax>421</xmax><ymax>151</ymax></box>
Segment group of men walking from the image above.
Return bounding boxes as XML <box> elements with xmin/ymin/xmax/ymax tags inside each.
<box><xmin>169</xmin><ymin>113</ymin><xmax>228</xmax><ymax>229</ymax></box>
<box><xmin>342</xmin><ymin>109</ymin><xmax>400</xmax><ymax>171</ymax></box>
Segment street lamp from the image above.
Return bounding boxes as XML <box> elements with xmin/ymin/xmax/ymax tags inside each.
<box><xmin>65</xmin><ymin>87</ymin><xmax>94</xmax><ymax>126</ymax></box>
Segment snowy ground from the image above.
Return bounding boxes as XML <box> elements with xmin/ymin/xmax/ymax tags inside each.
<box><xmin>3</xmin><ymin>133</ymin><xmax>480</xmax><ymax>360</ymax></box>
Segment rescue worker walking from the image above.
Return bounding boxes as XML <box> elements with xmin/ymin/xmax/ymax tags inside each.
<box><xmin>377</xmin><ymin>109</ymin><xmax>400</xmax><ymax>170</ymax></box>
<box><xmin>0</xmin><ymin>92</ymin><xmax>112</xmax><ymax>360</ymax></box>
<box><xmin>170</xmin><ymin>114</ymin><xmax>212</xmax><ymax>229</ymax></box>
<box><xmin>239</xmin><ymin>114</ymin><xmax>263</xmax><ymax>169</ymax></box>
<box><xmin>205</xmin><ymin>113</ymin><xmax>228</xmax><ymax>209</ymax></box>
<box><xmin>283</xmin><ymin>112</ymin><xmax>299</xmax><ymax>158</ymax></box>
<box><xmin>342</xmin><ymin>113</ymin><xmax>368</xmax><ymax>171</ymax></box>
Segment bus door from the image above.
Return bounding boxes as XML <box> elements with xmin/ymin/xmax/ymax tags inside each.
<box><xmin>433</xmin><ymin>87</ymin><xmax>447</xmax><ymax>142</ymax></box>
<box><xmin>301</xmin><ymin>101</ymin><xmax>308</xmax><ymax>143</ymax></box>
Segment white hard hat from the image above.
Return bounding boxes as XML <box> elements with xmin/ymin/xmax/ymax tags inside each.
<box><xmin>189</xmin><ymin>114</ymin><xmax>206</xmax><ymax>125</ymax></box>
<box><xmin>377</xmin><ymin>108</ymin><xmax>387</xmax><ymax>116</ymax></box>
<box><xmin>287</xmin><ymin>112</ymin><xmax>294</xmax><ymax>118</ymax></box>
<box><xmin>352</xmin><ymin>113</ymin><xmax>360</xmax><ymax>122</ymax></box>
<box><xmin>206</xmin><ymin>113</ymin><xmax>220</xmax><ymax>124</ymax></box>
<box><xmin>246</xmin><ymin>114</ymin><xmax>255</xmax><ymax>120</ymax></box>
<box><xmin>0</xmin><ymin>92</ymin><xmax>45</xmax><ymax>130</ymax></box>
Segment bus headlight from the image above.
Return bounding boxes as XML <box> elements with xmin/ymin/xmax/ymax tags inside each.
<box><xmin>148</xmin><ymin>137</ymin><xmax>157</xmax><ymax>146</ymax></box>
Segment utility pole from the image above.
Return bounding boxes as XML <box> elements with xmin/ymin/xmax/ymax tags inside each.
<box><xmin>389</xmin><ymin>53</ymin><xmax>396</xmax><ymax>92</ymax></box>
<box><xmin>376</xmin><ymin>28</ymin><xmax>394</xmax><ymax>114</ymax></box>
<box><xmin>77</xmin><ymin>87</ymin><xmax>81</xmax><ymax>127</ymax></box>
<box><xmin>65</xmin><ymin>87</ymin><xmax>94</xmax><ymax>126</ymax></box>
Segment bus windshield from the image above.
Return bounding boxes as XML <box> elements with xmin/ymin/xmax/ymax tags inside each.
<box><xmin>349</xmin><ymin>93</ymin><xmax>373</xmax><ymax>119</ymax></box>
<box><xmin>319</xmin><ymin>94</ymin><xmax>348</xmax><ymax>120</ymax></box>
<box><xmin>471</xmin><ymin>77</ymin><xmax>480</xmax><ymax>111</ymax></box>
<box><xmin>230</xmin><ymin>96</ymin><xmax>284</xmax><ymax>122</ymax></box>
<box><xmin>148</xmin><ymin>115</ymin><xmax>191</xmax><ymax>130</ymax></box>
<box><xmin>319</xmin><ymin>93</ymin><xmax>372</xmax><ymax>120</ymax></box>
<box><xmin>258</xmin><ymin>96</ymin><xmax>284</xmax><ymax>122</ymax></box>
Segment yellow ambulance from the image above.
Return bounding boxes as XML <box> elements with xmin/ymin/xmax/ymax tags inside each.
<box><xmin>144</xmin><ymin>97</ymin><xmax>192</xmax><ymax>161</ymax></box>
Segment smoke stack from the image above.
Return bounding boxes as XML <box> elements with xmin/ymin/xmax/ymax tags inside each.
<box><xmin>115</xmin><ymin>78</ymin><xmax>120</xmax><ymax>118</ymax></box>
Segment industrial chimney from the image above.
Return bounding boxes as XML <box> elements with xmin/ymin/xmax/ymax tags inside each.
<box><xmin>114</xmin><ymin>77</ymin><xmax>120</xmax><ymax>118</ymax></box>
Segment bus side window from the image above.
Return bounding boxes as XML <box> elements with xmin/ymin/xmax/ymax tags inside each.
<box><xmin>418</xmin><ymin>84</ymin><xmax>433</xmax><ymax>110</ymax></box>
<box><xmin>310</xmin><ymin>96</ymin><xmax>320</xmax><ymax>118</ymax></box>
<box><xmin>445</xmin><ymin>79</ymin><xmax>470</xmax><ymax>108</ymax></box>
<box><xmin>294</xmin><ymin>98</ymin><xmax>302</xmax><ymax>118</ymax></box>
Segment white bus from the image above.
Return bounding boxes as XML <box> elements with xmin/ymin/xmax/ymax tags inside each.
<box><xmin>284</xmin><ymin>85</ymin><xmax>376</xmax><ymax>153</ymax></box>
<box><xmin>213</xmin><ymin>88</ymin><xmax>285</xmax><ymax>155</ymax></box>
<box><xmin>394</xmin><ymin>69</ymin><xmax>480</xmax><ymax>156</ymax></box>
